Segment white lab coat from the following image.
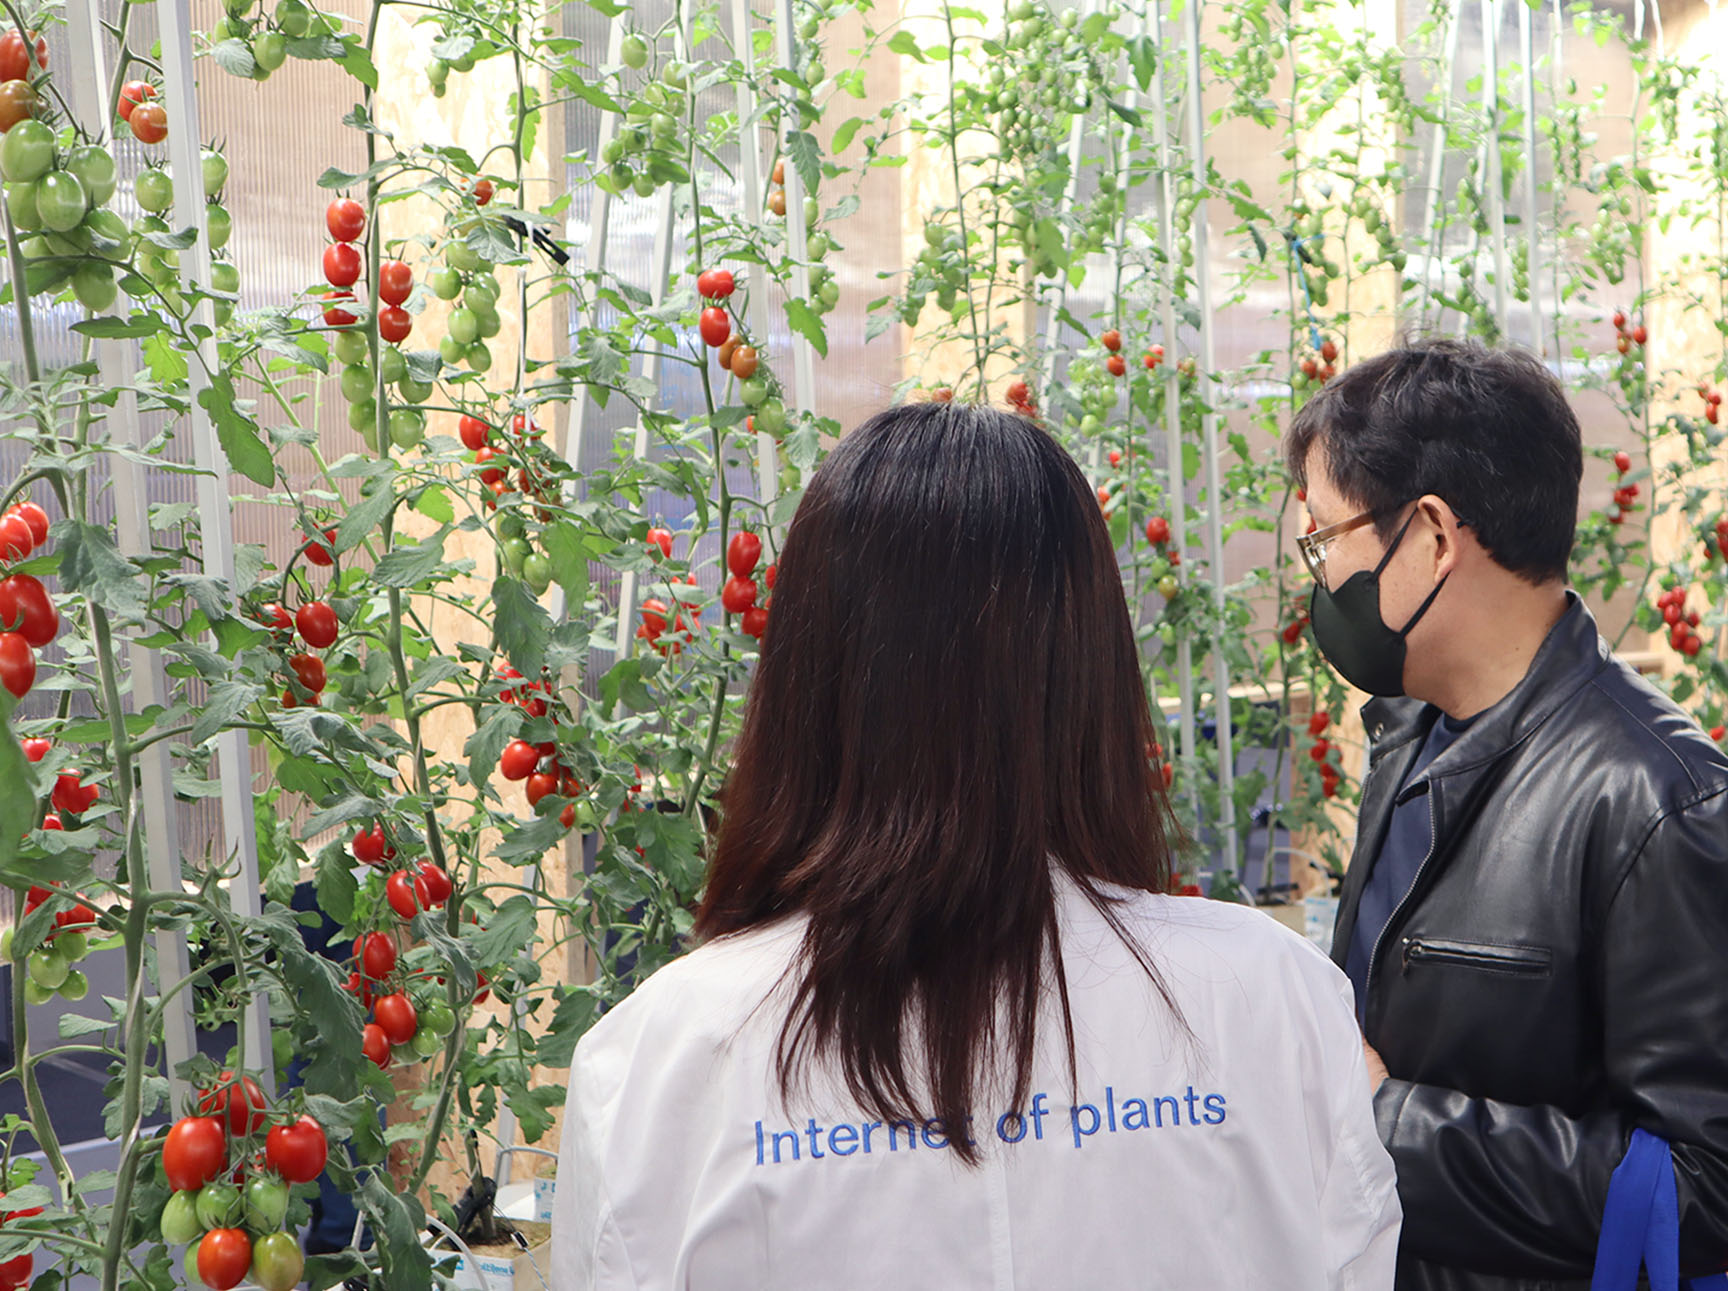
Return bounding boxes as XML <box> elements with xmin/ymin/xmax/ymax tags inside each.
<box><xmin>551</xmin><ymin>874</ymin><xmax>1400</xmax><ymax>1290</ymax></box>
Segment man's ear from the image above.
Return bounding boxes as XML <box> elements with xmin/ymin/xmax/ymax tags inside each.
<box><xmin>1419</xmin><ymin>494</ymin><xmax>1464</xmax><ymax>579</ymax></box>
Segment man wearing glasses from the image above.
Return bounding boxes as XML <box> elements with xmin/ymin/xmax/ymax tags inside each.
<box><xmin>1284</xmin><ymin>336</ymin><xmax>1728</xmax><ymax>1289</ymax></box>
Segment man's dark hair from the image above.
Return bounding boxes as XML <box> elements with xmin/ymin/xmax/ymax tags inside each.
<box><xmin>1284</xmin><ymin>336</ymin><xmax>1583</xmax><ymax>583</ymax></box>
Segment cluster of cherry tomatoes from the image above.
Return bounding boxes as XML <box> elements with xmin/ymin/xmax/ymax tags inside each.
<box><xmin>0</xmin><ymin>499</ymin><xmax>55</xmax><ymax>701</ymax></box>
<box><xmin>158</xmin><ymin>1083</ymin><xmax>325</xmax><ymax>1291</ymax></box>
<box><xmin>1294</xmin><ymin>338</ymin><xmax>1338</xmax><ymax>390</ymax></box>
<box><xmin>1656</xmin><ymin>586</ymin><xmax>1705</xmax><ymax>658</ymax></box>
<box><xmin>1610</xmin><ymin>310</ymin><xmax>1647</xmax><ymax>356</ymax></box>
<box><xmin>1697</xmin><ymin>381</ymin><xmax>1723</xmax><ymax>426</ymax></box>
<box><xmin>1306</xmin><ymin>710</ymin><xmax>1342</xmax><ymax>798</ymax></box>
<box><xmin>257</xmin><ymin>582</ymin><xmax>339</xmax><ymax>708</ymax></box>
<box><xmin>1606</xmin><ymin>450</ymin><xmax>1639</xmax><ymax>526</ymax></box>
<box><xmin>1005</xmin><ymin>378</ymin><xmax>1036</xmax><ymax>417</ymax></box>
<box><xmin>1703</xmin><ymin>514</ymin><xmax>1728</xmax><ymax>565</ymax></box>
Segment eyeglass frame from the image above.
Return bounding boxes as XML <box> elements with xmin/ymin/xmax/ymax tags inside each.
<box><xmin>1296</xmin><ymin>499</ymin><xmax>1470</xmax><ymax>590</ymax></box>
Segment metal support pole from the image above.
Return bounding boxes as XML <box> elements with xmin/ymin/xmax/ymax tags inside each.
<box><xmin>1418</xmin><ymin>2</ymin><xmax>1461</xmax><ymax>334</ymax></box>
<box><xmin>65</xmin><ymin>0</ymin><xmax>197</xmax><ymax>1105</ymax></box>
<box><xmin>1149</xmin><ymin>0</ymin><xmax>1196</xmax><ymax>803</ymax></box>
<box><xmin>158</xmin><ymin>0</ymin><xmax>272</xmax><ymax>1088</ymax></box>
<box><xmin>730</xmin><ymin>0</ymin><xmax>783</xmax><ymax>502</ymax></box>
<box><xmin>1185</xmin><ymin>0</ymin><xmax>1237</xmax><ymax>871</ymax></box>
<box><xmin>1481</xmin><ymin>0</ymin><xmax>1511</xmax><ymax>337</ymax></box>
<box><xmin>1518</xmin><ymin>0</ymin><xmax>1543</xmax><ymax>353</ymax></box>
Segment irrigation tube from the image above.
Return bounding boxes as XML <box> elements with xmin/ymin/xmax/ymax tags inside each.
<box><xmin>1146</xmin><ymin>0</ymin><xmax>1197</xmax><ymax>813</ymax></box>
<box><xmin>64</xmin><ymin>0</ymin><xmax>197</xmax><ymax>1107</ymax></box>
<box><xmin>1183</xmin><ymin>0</ymin><xmax>1238</xmax><ymax>871</ymax></box>
<box><xmin>159</xmin><ymin>0</ymin><xmax>274</xmax><ymax>1088</ymax></box>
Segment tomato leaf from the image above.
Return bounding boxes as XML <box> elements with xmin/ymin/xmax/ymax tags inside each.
<box><xmin>199</xmin><ymin>374</ymin><xmax>276</xmax><ymax>487</ymax></box>
<box><xmin>314</xmin><ymin>842</ymin><xmax>359</xmax><ymax>928</ymax></box>
<box><xmin>465</xmin><ymin>705</ymin><xmax>520</xmax><ymax>789</ymax></box>
<box><xmin>337</xmin><ymin>38</ymin><xmax>378</xmax><ymax>89</ymax></box>
<box><xmin>886</xmin><ymin>30</ymin><xmax>923</xmax><ymax>60</ymax></box>
<box><xmin>535</xmin><ymin>985</ymin><xmax>601</xmax><ymax>1068</ymax></box>
<box><xmin>539</xmin><ymin>521</ymin><xmax>590</xmax><ymax>604</ymax></box>
<box><xmin>370</xmin><ymin>534</ymin><xmax>445</xmax><ymax>587</ymax></box>
<box><xmin>491</xmin><ymin>811</ymin><xmax>568</xmax><ymax>865</ymax></box>
<box><xmin>360</xmin><ymin>1174</ymin><xmax>435</xmax><ymax>1291</ymax></box>
<box><xmin>468</xmin><ymin>895</ymin><xmax>537</xmax><ymax>965</ymax></box>
<box><xmin>210</xmin><ymin>37</ymin><xmax>258</xmax><ymax>79</ymax></box>
<box><xmin>784</xmin><ymin>297</ymin><xmax>829</xmax><ymax>358</ymax></box>
<box><xmin>192</xmin><ymin>681</ymin><xmax>263</xmax><ymax>745</ymax></box>
<box><xmin>831</xmin><ymin>116</ymin><xmax>865</xmax><ymax>155</ymax></box>
<box><xmin>1127</xmin><ymin>34</ymin><xmax>1156</xmax><ymax>91</ymax></box>
<box><xmin>333</xmin><ymin>478</ymin><xmax>399</xmax><ymax>553</ymax></box>
<box><xmin>70</xmin><ymin>316</ymin><xmax>162</xmax><ymax>339</ymax></box>
<box><xmin>56</xmin><ymin>521</ymin><xmax>147</xmax><ymax>618</ymax></box>
<box><xmin>493</xmin><ymin>576</ymin><xmax>552</xmax><ymax>677</ymax></box>
<box><xmin>787</xmin><ymin>130</ymin><xmax>821</xmax><ymax>198</ymax></box>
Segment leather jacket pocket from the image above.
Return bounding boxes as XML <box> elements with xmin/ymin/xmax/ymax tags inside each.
<box><xmin>1400</xmin><ymin>936</ymin><xmax>1554</xmax><ymax>976</ymax></box>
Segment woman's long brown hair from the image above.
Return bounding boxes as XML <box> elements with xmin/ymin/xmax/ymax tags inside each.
<box><xmin>696</xmin><ymin>401</ymin><xmax>1180</xmax><ymax>1165</ymax></box>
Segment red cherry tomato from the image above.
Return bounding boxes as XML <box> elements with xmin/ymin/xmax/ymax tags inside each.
<box><xmin>471</xmin><ymin>177</ymin><xmax>493</xmax><ymax>205</ymax></box>
<box><xmin>377</xmin><ymin>305</ymin><xmax>412</xmax><ymax>344</ymax></box>
<box><xmin>352</xmin><ymin>825</ymin><xmax>387</xmax><ymax>865</ymax></box>
<box><xmin>377</xmin><ymin>259</ymin><xmax>412</xmax><ymax>306</ymax></box>
<box><xmin>458</xmin><ymin>416</ymin><xmax>490</xmax><ymax>451</ymax></box>
<box><xmin>197</xmin><ymin>1071</ymin><xmax>268</xmax><ymax>1138</ymax></box>
<box><xmin>322</xmin><ymin>242</ymin><xmax>361</xmax><ymax>287</ymax></box>
<box><xmin>263</xmin><ymin>1114</ymin><xmax>328</xmax><ymax>1183</ymax></box>
<box><xmin>741</xmin><ymin>606</ymin><xmax>768</xmax><ymax>639</ymax></box>
<box><xmin>727</xmin><ymin>530</ymin><xmax>762</xmax><ymax>578</ymax></box>
<box><xmin>0</xmin><ymin>31</ymin><xmax>47</xmax><ymax>83</ymax></box>
<box><xmin>118</xmin><ymin>80</ymin><xmax>154</xmax><ymax>121</ymax></box>
<box><xmin>129</xmin><ymin>101</ymin><xmax>168</xmax><ymax>143</ymax></box>
<box><xmin>162</xmin><ymin>1116</ymin><xmax>227</xmax><ymax>1191</ymax></box>
<box><xmin>499</xmin><ymin>739</ymin><xmax>539</xmax><ymax>782</ymax></box>
<box><xmin>197</xmin><ymin>1228</ymin><xmax>252</xmax><ymax>1291</ymax></box>
<box><xmin>20</xmin><ymin>737</ymin><xmax>48</xmax><ymax>762</ymax></box>
<box><xmin>0</xmin><ymin>575</ymin><xmax>55</xmax><ymax>647</ymax></box>
<box><xmin>259</xmin><ymin>601</ymin><xmax>292</xmax><ymax>632</ymax></box>
<box><xmin>699</xmin><ymin>306</ymin><xmax>730</xmax><ymax>347</ymax></box>
<box><xmin>0</xmin><ymin>1253</ymin><xmax>32</xmax><ymax>1291</ymax></box>
<box><xmin>646</xmin><ymin>526</ymin><xmax>673</xmax><ymax>559</ymax></box>
<box><xmin>374</xmin><ymin>992</ymin><xmax>417</xmax><ymax>1045</ymax></box>
<box><xmin>525</xmin><ymin>771</ymin><xmax>558</xmax><ymax>807</ymax></box>
<box><xmin>362</xmin><ymin>1022</ymin><xmax>391</xmax><ymax>1067</ymax></box>
<box><xmin>326</xmin><ymin>199</ymin><xmax>365</xmax><ymax>243</ymax></box>
<box><xmin>321</xmin><ymin>292</ymin><xmax>358</xmax><ymax>328</ymax></box>
<box><xmin>416</xmin><ymin>861</ymin><xmax>452</xmax><ymax>906</ymax></box>
<box><xmin>0</xmin><ymin>632</ymin><xmax>34</xmax><ymax>699</ymax></box>
<box><xmin>9</xmin><ymin>502</ymin><xmax>47</xmax><ymax>547</ymax></box>
<box><xmin>51</xmin><ymin>772</ymin><xmax>96</xmax><ymax>815</ymax></box>
<box><xmin>358</xmin><ymin>930</ymin><xmax>397</xmax><ymax>981</ymax></box>
<box><xmin>1145</xmin><ymin>515</ymin><xmax>1171</xmax><ymax>545</ymax></box>
<box><xmin>385</xmin><ymin>869</ymin><xmax>422</xmax><ymax>920</ymax></box>
<box><xmin>0</xmin><ymin>513</ymin><xmax>33</xmax><ymax>562</ymax></box>
<box><xmin>721</xmin><ymin>576</ymin><xmax>757</xmax><ymax>614</ymax></box>
<box><xmin>296</xmin><ymin>601</ymin><xmax>338</xmax><ymax>649</ymax></box>
<box><xmin>708</xmin><ymin>268</ymin><xmax>734</xmax><ymax>299</ymax></box>
<box><xmin>302</xmin><ymin>528</ymin><xmax>337</xmax><ymax>567</ymax></box>
<box><xmin>288</xmin><ymin>654</ymin><xmax>325</xmax><ymax>693</ymax></box>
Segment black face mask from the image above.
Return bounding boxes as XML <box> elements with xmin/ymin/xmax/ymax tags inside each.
<box><xmin>1309</xmin><ymin>510</ymin><xmax>1448</xmax><ymax>697</ymax></box>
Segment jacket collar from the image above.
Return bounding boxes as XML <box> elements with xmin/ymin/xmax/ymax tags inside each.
<box><xmin>1359</xmin><ymin>589</ymin><xmax>1606</xmax><ymax>774</ymax></box>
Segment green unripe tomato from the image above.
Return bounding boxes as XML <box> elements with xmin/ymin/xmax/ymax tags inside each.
<box><xmin>439</xmin><ymin>335</ymin><xmax>467</xmax><ymax>365</ymax></box>
<box><xmin>649</xmin><ymin>112</ymin><xmax>677</xmax><ymax>142</ymax></box>
<box><xmin>496</xmin><ymin>510</ymin><xmax>526</xmax><ymax>540</ymax></box>
<box><xmin>465</xmin><ymin>340</ymin><xmax>492</xmax><ymax>372</ymax></box>
<box><xmin>388</xmin><ymin>408</ymin><xmax>426</xmax><ymax>448</ymax></box>
<box><xmin>379</xmin><ymin>345</ymin><xmax>406</xmax><ymax>384</ymax></box>
<box><xmin>500</xmin><ymin>537</ymin><xmax>530</xmax><ymax>576</ymax></box>
<box><xmin>27</xmin><ymin>948</ymin><xmax>67</xmax><ymax>989</ymax></box>
<box><xmin>740</xmin><ymin>377</ymin><xmax>768</xmax><ymax>407</ymax></box>
<box><xmin>1</xmin><ymin>120</ymin><xmax>55</xmax><ymax>184</ymax></box>
<box><xmin>211</xmin><ymin>260</ymin><xmax>240</xmax><ymax>294</ymax></box>
<box><xmin>55</xmin><ymin>930</ymin><xmax>88</xmax><ymax>962</ymax></box>
<box><xmin>446</xmin><ymin>307</ymin><xmax>479</xmax><ymax>345</ymax></box>
<box><xmin>195</xmin><ymin>1182</ymin><xmax>242</xmax><ymax>1230</ymax></box>
<box><xmin>85</xmin><ymin>207</ymin><xmax>128</xmax><ymax>245</ymax></box>
<box><xmin>274</xmin><ymin>0</ymin><xmax>310</xmax><ymax>35</ymax></box>
<box><xmin>244</xmin><ymin>1176</ymin><xmax>290</xmax><ymax>1231</ymax></box>
<box><xmin>779</xmin><ymin>463</ymin><xmax>800</xmax><ymax>492</ymax></box>
<box><xmin>522</xmin><ymin>552</ymin><xmax>553</xmax><ymax>595</ymax></box>
<box><xmin>473</xmin><ymin>307</ymin><xmax>501</xmax><ymax>339</ymax></box>
<box><xmin>0</xmin><ymin>928</ymin><xmax>12</xmax><ymax>962</ymax></box>
<box><xmin>423</xmin><ymin>1002</ymin><xmax>456</xmax><ymax>1036</ymax></box>
<box><xmin>4</xmin><ymin>181</ymin><xmax>38</xmax><ymax>231</ymax></box>
<box><xmin>250</xmin><ymin>1231</ymin><xmax>304</xmax><ymax>1291</ymax></box>
<box><xmin>72</xmin><ymin>262</ymin><xmax>117</xmax><ymax>312</ymax></box>
<box><xmin>133</xmin><ymin>166</ymin><xmax>172</xmax><ymax>214</ymax></box>
<box><xmin>66</xmin><ymin>144</ymin><xmax>118</xmax><ymax>206</ymax></box>
<box><xmin>816</xmin><ymin>279</ymin><xmax>839</xmax><ymax>308</ymax></box>
<box><xmin>398</xmin><ymin>376</ymin><xmax>433</xmax><ymax>404</ymax></box>
<box><xmin>445</xmin><ymin>239</ymin><xmax>481</xmax><ymax>272</ymax></box>
<box><xmin>253</xmin><ymin>30</ymin><xmax>287</xmax><ymax>71</ymax></box>
<box><xmin>806</xmin><ymin>232</ymin><xmax>831</xmax><ymax>260</ymax></box>
<box><xmin>347</xmin><ymin>396</ymin><xmax>377</xmax><ymax>434</ymax></box>
<box><xmin>755</xmin><ymin>398</ymin><xmax>787</xmax><ymax>437</ymax></box>
<box><xmin>631</xmin><ymin>173</ymin><xmax>655</xmax><ymax>198</ymax></box>
<box><xmin>602</xmin><ymin>137</ymin><xmax>627</xmax><ymax>165</ymax></box>
<box><xmin>35</xmin><ymin>172</ymin><xmax>89</xmax><ymax>233</ymax></box>
<box><xmin>799</xmin><ymin>16</ymin><xmax>818</xmax><ymax>38</ymax></box>
<box><xmin>804</xmin><ymin>196</ymin><xmax>819</xmax><ymax>229</ymax></box>
<box><xmin>205</xmin><ymin>203</ymin><xmax>232</xmax><ymax>250</ymax></box>
<box><xmin>22</xmin><ymin>978</ymin><xmax>52</xmax><ymax>1006</ymax></box>
<box><xmin>160</xmin><ymin>1190</ymin><xmax>204</xmax><ymax>1246</ymax></box>
<box><xmin>428</xmin><ymin>266</ymin><xmax>461</xmax><ymax>299</ymax></box>
<box><xmin>340</xmin><ymin>362</ymin><xmax>374</xmax><ymax>403</ymax></box>
<box><xmin>201</xmin><ymin>149</ymin><xmax>229</xmax><ymax>198</ymax></box>
<box><xmin>411</xmin><ymin>1027</ymin><xmax>443</xmax><ymax>1058</ymax></box>
<box><xmin>332</xmin><ymin>328</ymin><xmax>368</xmax><ymax>365</ymax></box>
<box><xmin>426</xmin><ymin>58</ymin><xmax>449</xmax><ymax>89</ymax></box>
<box><xmin>620</xmin><ymin>33</ymin><xmax>648</xmax><ymax>68</ymax></box>
<box><xmin>182</xmin><ymin>1243</ymin><xmax>202</xmax><ymax>1287</ymax></box>
<box><xmin>58</xmin><ymin>968</ymin><xmax>89</xmax><ymax>1000</ymax></box>
<box><xmin>464</xmin><ymin>276</ymin><xmax>499</xmax><ymax>311</ymax></box>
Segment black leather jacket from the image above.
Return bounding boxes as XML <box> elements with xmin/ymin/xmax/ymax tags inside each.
<box><xmin>1333</xmin><ymin>594</ymin><xmax>1728</xmax><ymax>1290</ymax></box>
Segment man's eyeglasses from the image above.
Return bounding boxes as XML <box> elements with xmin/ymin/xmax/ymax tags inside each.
<box><xmin>1296</xmin><ymin>501</ymin><xmax>1468</xmax><ymax>589</ymax></box>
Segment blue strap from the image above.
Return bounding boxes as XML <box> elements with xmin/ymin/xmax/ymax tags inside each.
<box><xmin>1592</xmin><ymin>1128</ymin><xmax>1728</xmax><ymax>1291</ymax></box>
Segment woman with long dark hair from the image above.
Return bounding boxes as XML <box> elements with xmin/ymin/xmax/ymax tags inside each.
<box><xmin>551</xmin><ymin>402</ymin><xmax>1398</xmax><ymax>1288</ymax></box>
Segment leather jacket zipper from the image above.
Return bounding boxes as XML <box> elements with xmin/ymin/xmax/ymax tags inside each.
<box><xmin>1401</xmin><ymin>937</ymin><xmax>1553</xmax><ymax>974</ymax></box>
